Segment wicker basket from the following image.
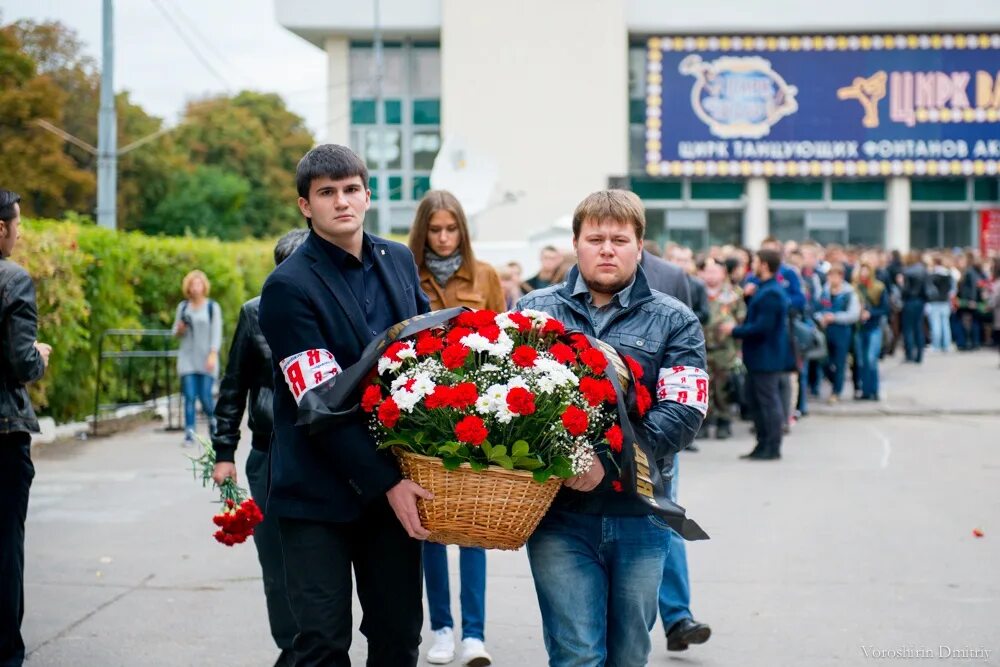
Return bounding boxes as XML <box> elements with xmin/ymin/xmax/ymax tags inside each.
<box><xmin>395</xmin><ymin>449</ymin><xmax>562</xmax><ymax>550</ymax></box>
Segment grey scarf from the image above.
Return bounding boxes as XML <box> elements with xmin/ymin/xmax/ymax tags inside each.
<box><xmin>424</xmin><ymin>249</ymin><xmax>464</xmax><ymax>287</ymax></box>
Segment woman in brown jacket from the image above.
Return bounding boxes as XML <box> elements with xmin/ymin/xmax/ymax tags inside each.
<box><xmin>408</xmin><ymin>190</ymin><xmax>505</xmax><ymax>313</ymax></box>
<box><xmin>407</xmin><ymin>189</ymin><xmax>499</xmax><ymax>666</ymax></box>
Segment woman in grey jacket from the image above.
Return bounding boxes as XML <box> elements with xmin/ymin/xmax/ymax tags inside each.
<box><xmin>172</xmin><ymin>270</ymin><xmax>222</xmax><ymax>445</ymax></box>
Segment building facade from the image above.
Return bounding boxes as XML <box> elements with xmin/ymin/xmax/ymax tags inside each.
<box><xmin>277</xmin><ymin>0</ymin><xmax>1000</xmax><ymax>252</ymax></box>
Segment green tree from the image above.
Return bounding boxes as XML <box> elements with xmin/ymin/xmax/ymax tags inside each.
<box><xmin>144</xmin><ymin>165</ymin><xmax>251</xmax><ymax>239</ymax></box>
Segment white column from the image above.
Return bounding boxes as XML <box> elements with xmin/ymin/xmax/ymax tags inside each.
<box><xmin>886</xmin><ymin>177</ymin><xmax>911</xmax><ymax>252</ymax></box>
<box><xmin>325</xmin><ymin>37</ymin><xmax>350</xmax><ymax>145</ymax></box>
<box><xmin>744</xmin><ymin>177</ymin><xmax>769</xmax><ymax>248</ymax></box>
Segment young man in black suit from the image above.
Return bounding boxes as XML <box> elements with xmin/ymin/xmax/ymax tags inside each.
<box><xmin>258</xmin><ymin>145</ymin><xmax>432</xmax><ymax>666</ymax></box>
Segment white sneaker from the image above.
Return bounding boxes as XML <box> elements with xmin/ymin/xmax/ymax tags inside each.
<box><xmin>460</xmin><ymin>638</ymin><xmax>492</xmax><ymax>667</ymax></box>
<box><xmin>426</xmin><ymin>627</ymin><xmax>455</xmax><ymax>664</ymax></box>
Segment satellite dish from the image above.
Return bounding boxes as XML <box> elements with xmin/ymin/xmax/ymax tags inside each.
<box><xmin>430</xmin><ymin>136</ymin><xmax>498</xmax><ymax>217</ymax></box>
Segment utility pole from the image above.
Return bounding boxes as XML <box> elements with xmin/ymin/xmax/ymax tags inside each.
<box><xmin>373</xmin><ymin>0</ymin><xmax>389</xmax><ymax>235</ymax></box>
<box><xmin>97</xmin><ymin>0</ymin><xmax>117</xmax><ymax>230</ymax></box>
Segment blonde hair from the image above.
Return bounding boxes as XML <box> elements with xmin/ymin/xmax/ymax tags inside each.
<box><xmin>572</xmin><ymin>189</ymin><xmax>646</xmax><ymax>240</ymax></box>
<box><xmin>182</xmin><ymin>270</ymin><xmax>211</xmax><ymax>298</ymax></box>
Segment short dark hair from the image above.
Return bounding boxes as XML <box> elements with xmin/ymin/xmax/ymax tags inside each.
<box><xmin>757</xmin><ymin>248</ymin><xmax>782</xmax><ymax>274</ymax></box>
<box><xmin>295</xmin><ymin>144</ymin><xmax>368</xmax><ymax>199</ymax></box>
<box><xmin>0</xmin><ymin>190</ymin><xmax>21</xmax><ymax>223</ymax></box>
<box><xmin>273</xmin><ymin>228</ymin><xmax>309</xmax><ymax>266</ymax></box>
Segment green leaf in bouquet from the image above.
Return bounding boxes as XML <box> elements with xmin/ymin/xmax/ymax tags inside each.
<box><xmin>551</xmin><ymin>456</ymin><xmax>574</xmax><ymax>479</ymax></box>
<box><xmin>425</xmin><ymin>443</ymin><xmax>439</xmax><ymax>457</ymax></box>
<box><xmin>469</xmin><ymin>459</ymin><xmax>487</xmax><ymax>472</ymax></box>
<box><xmin>442</xmin><ymin>456</ymin><xmax>462</xmax><ymax>471</ymax></box>
<box><xmin>512</xmin><ymin>440</ymin><xmax>530</xmax><ymax>458</ymax></box>
<box><xmin>437</xmin><ymin>442</ymin><xmax>459</xmax><ymax>456</ymax></box>
<box><xmin>533</xmin><ymin>468</ymin><xmax>554</xmax><ymax>483</ymax></box>
<box><xmin>380</xmin><ymin>437</ymin><xmax>412</xmax><ymax>451</ymax></box>
<box><xmin>414</xmin><ymin>432</ymin><xmax>427</xmax><ymax>445</ymax></box>
<box><xmin>480</xmin><ymin>441</ymin><xmax>493</xmax><ymax>458</ymax></box>
<box><xmin>487</xmin><ymin>445</ymin><xmax>507</xmax><ymax>462</ymax></box>
<box><xmin>514</xmin><ymin>457</ymin><xmax>544</xmax><ymax>471</ymax></box>
<box><xmin>456</xmin><ymin>445</ymin><xmax>471</xmax><ymax>458</ymax></box>
<box><xmin>493</xmin><ymin>454</ymin><xmax>514</xmax><ymax>470</ymax></box>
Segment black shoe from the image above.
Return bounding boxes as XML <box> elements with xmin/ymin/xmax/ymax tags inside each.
<box><xmin>739</xmin><ymin>449</ymin><xmax>762</xmax><ymax>459</ymax></box>
<box><xmin>715</xmin><ymin>421</ymin><xmax>731</xmax><ymax>439</ymax></box>
<box><xmin>742</xmin><ymin>450</ymin><xmax>780</xmax><ymax>460</ymax></box>
<box><xmin>666</xmin><ymin>618</ymin><xmax>712</xmax><ymax>651</ymax></box>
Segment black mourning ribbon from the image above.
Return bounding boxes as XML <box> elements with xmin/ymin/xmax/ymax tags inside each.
<box><xmin>294</xmin><ymin>308</ymin><xmax>708</xmax><ymax>540</ymax></box>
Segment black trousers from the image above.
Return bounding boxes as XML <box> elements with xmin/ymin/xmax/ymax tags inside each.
<box><xmin>246</xmin><ymin>449</ymin><xmax>297</xmax><ymax>656</ymax></box>
<box><xmin>748</xmin><ymin>372</ymin><xmax>784</xmax><ymax>457</ymax></box>
<box><xmin>0</xmin><ymin>433</ymin><xmax>33</xmax><ymax>667</ymax></box>
<box><xmin>278</xmin><ymin>500</ymin><xmax>423</xmax><ymax>667</ymax></box>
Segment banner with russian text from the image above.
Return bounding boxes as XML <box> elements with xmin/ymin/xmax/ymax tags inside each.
<box><xmin>980</xmin><ymin>209</ymin><xmax>1000</xmax><ymax>258</ymax></box>
<box><xmin>645</xmin><ymin>34</ymin><xmax>1000</xmax><ymax>179</ymax></box>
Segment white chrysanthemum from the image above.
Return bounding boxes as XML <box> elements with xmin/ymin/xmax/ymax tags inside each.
<box><xmin>495</xmin><ymin>312</ymin><xmax>519</xmax><ymax>330</ymax></box>
<box><xmin>507</xmin><ymin>375</ymin><xmax>529</xmax><ymax>390</ymax></box>
<box><xmin>460</xmin><ymin>333</ymin><xmax>492</xmax><ymax>352</ymax></box>
<box><xmin>395</xmin><ymin>342</ymin><xmax>417</xmax><ymax>361</ymax></box>
<box><xmin>392</xmin><ymin>387</ymin><xmax>422</xmax><ymax>412</ymax></box>
<box><xmin>494</xmin><ymin>406</ymin><xmax>515</xmax><ymax>424</ymax></box>
<box><xmin>480</xmin><ymin>363</ymin><xmax>501</xmax><ymax>372</ymax></box>
<box><xmin>378</xmin><ymin>358</ymin><xmax>402</xmax><ymax>375</ymax></box>
<box><xmin>475</xmin><ymin>396</ymin><xmax>494</xmax><ymax>414</ymax></box>
<box><xmin>519</xmin><ymin>309</ymin><xmax>552</xmax><ymax>324</ymax></box>
<box><xmin>489</xmin><ymin>331</ymin><xmax>515</xmax><ymax>357</ymax></box>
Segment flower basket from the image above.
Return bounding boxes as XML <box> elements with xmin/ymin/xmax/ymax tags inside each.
<box><xmin>395</xmin><ymin>449</ymin><xmax>561</xmax><ymax>550</ymax></box>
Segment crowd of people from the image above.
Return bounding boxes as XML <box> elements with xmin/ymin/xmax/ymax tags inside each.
<box><xmin>4</xmin><ymin>145</ymin><xmax>1000</xmax><ymax>667</ymax></box>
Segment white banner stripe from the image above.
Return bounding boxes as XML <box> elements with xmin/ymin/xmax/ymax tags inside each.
<box><xmin>656</xmin><ymin>365</ymin><xmax>710</xmax><ymax>416</ymax></box>
<box><xmin>279</xmin><ymin>349</ymin><xmax>342</xmax><ymax>405</ymax></box>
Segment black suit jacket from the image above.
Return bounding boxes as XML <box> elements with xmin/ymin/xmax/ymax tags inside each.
<box><xmin>640</xmin><ymin>250</ymin><xmax>692</xmax><ymax>308</ymax></box>
<box><xmin>258</xmin><ymin>231</ymin><xmax>430</xmax><ymax>522</ymax></box>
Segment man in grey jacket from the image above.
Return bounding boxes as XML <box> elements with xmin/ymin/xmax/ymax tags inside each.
<box><xmin>0</xmin><ymin>190</ymin><xmax>51</xmax><ymax>667</ymax></box>
<box><xmin>641</xmin><ymin>249</ymin><xmax>692</xmax><ymax>308</ymax></box>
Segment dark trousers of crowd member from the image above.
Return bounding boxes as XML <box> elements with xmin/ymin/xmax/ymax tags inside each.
<box><xmin>824</xmin><ymin>326</ymin><xmax>853</xmax><ymax>398</ymax></box>
<box><xmin>246</xmin><ymin>448</ymin><xmax>297</xmax><ymax>664</ymax></box>
<box><xmin>0</xmin><ymin>433</ymin><xmax>33</xmax><ymax>667</ymax></box>
<box><xmin>278</xmin><ymin>500</ymin><xmax>423</xmax><ymax>667</ymax></box>
<box><xmin>747</xmin><ymin>372</ymin><xmax>784</xmax><ymax>457</ymax></box>
<box><xmin>901</xmin><ymin>299</ymin><xmax>926</xmax><ymax>363</ymax></box>
<box><xmin>957</xmin><ymin>308</ymin><xmax>982</xmax><ymax>350</ymax></box>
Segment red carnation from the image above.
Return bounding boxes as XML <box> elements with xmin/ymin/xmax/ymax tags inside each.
<box><xmin>506</xmin><ymin>387</ymin><xmax>537</xmax><ymax>415</ymax></box>
<box><xmin>548</xmin><ymin>342</ymin><xmax>576</xmax><ymax>365</ymax></box>
<box><xmin>579</xmin><ymin>347</ymin><xmax>609</xmax><ymax>375</ymax></box>
<box><xmin>540</xmin><ymin>319</ymin><xmax>566</xmax><ymax>336</ymax></box>
<box><xmin>448</xmin><ymin>382</ymin><xmax>479</xmax><ymax>409</ymax></box>
<box><xmin>561</xmin><ymin>405</ymin><xmax>589</xmax><ymax>437</ymax></box>
<box><xmin>415</xmin><ymin>333</ymin><xmax>444</xmax><ymax>356</ymax></box>
<box><xmin>479</xmin><ymin>324</ymin><xmax>502</xmax><ymax>343</ymax></box>
<box><xmin>424</xmin><ymin>385</ymin><xmax>452</xmax><ymax>410</ymax></box>
<box><xmin>441</xmin><ymin>344</ymin><xmax>470</xmax><ymax>370</ymax></box>
<box><xmin>605</xmin><ymin>424</ymin><xmax>623</xmax><ymax>454</ymax></box>
<box><xmin>580</xmin><ymin>377</ymin><xmax>616</xmax><ymax>407</ymax></box>
<box><xmin>635</xmin><ymin>385</ymin><xmax>652</xmax><ymax>416</ymax></box>
<box><xmin>377</xmin><ymin>397</ymin><xmax>401</xmax><ymax>428</ymax></box>
<box><xmin>508</xmin><ymin>312</ymin><xmax>533</xmax><ymax>333</ymax></box>
<box><xmin>624</xmin><ymin>354</ymin><xmax>644</xmax><ymax>380</ymax></box>
<box><xmin>361</xmin><ymin>385</ymin><xmax>382</xmax><ymax>412</ymax></box>
<box><xmin>511</xmin><ymin>345</ymin><xmax>539</xmax><ymax>368</ymax></box>
<box><xmin>569</xmin><ymin>333</ymin><xmax>592</xmax><ymax>351</ymax></box>
<box><xmin>611</xmin><ymin>480</ymin><xmax>623</xmax><ymax>493</ymax></box>
<box><xmin>446</xmin><ymin>327</ymin><xmax>474</xmax><ymax>345</ymax></box>
<box><xmin>456</xmin><ymin>311</ymin><xmax>480</xmax><ymax>328</ymax></box>
<box><xmin>455</xmin><ymin>415</ymin><xmax>489</xmax><ymax>446</ymax></box>
<box><xmin>383</xmin><ymin>341</ymin><xmax>409</xmax><ymax>362</ymax></box>
<box><xmin>473</xmin><ymin>310</ymin><xmax>499</xmax><ymax>328</ymax></box>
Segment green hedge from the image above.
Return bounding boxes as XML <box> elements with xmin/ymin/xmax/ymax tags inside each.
<box><xmin>17</xmin><ymin>219</ymin><xmax>278</xmax><ymax>423</ymax></box>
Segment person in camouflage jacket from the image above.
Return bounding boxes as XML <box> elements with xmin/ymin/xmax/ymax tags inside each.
<box><xmin>699</xmin><ymin>257</ymin><xmax>745</xmax><ymax>439</ymax></box>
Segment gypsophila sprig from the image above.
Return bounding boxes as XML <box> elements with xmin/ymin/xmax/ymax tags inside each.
<box><xmin>363</xmin><ymin>309</ymin><xmax>625</xmax><ymax>483</ymax></box>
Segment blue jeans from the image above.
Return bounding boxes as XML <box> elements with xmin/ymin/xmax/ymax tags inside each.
<box><xmin>246</xmin><ymin>449</ymin><xmax>297</xmax><ymax>652</ymax></box>
<box><xmin>901</xmin><ymin>299</ymin><xmax>926</xmax><ymax>362</ymax></box>
<box><xmin>527</xmin><ymin>509</ymin><xmax>670</xmax><ymax>667</ymax></box>
<box><xmin>423</xmin><ymin>543</ymin><xmax>486</xmax><ymax>640</ymax></box>
<box><xmin>658</xmin><ymin>455</ymin><xmax>691</xmax><ymax>633</ymax></box>
<box><xmin>926</xmin><ymin>302</ymin><xmax>952</xmax><ymax>351</ymax></box>
<box><xmin>855</xmin><ymin>327</ymin><xmax>882</xmax><ymax>399</ymax></box>
<box><xmin>825</xmin><ymin>326</ymin><xmax>852</xmax><ymax>397</ymax></box>
<box><xmin>181</xmin><ymin>373</ymin><xmax>214</xmax><ymax>438</ymax></box>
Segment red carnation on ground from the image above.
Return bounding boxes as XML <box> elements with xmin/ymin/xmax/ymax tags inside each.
<box><xmin>548</xmin><ymin>342</ymin><xmax>576</xmax><ymax>365</ymax></box>
<box><xmin>361</xmin><ymin>385</ymin><xmax>382</xmax><ymax>412</ymax></box>
<box><xmin>506</xmin><ymin>387</ymin><xmax>537</xmax><ymax>415</ymax></box>
<box><xmin>479</xmin><ymin>324</ymin><xmax>502</xmax><ymax>343</ymax></box>
<box><xmin>455</xmin><ymin>415</ymin><xmax>489</xmax><ymax>446</ymax></box>
<box><xmin>383</xmin><ymin>341</ymin><xmax>409</xmax><ymax>362</ymax></box>
<box><xmin>569</xmin><ymin>333</ymin><xmax>592</xmax><ymax>351</ymax></box>
<box><xmin>415</xmin><ymin>332</ymin><xmax>444</xmax><ymax>356</ymax></box>
<box><xmin>540</xmin><ymin>319</ymin><xmax>566</xmax><ymax>336</ymax></box>
<box><xmin>445</xmin><ymin>326</ymin><xmax>474</xmax><ymax>345</ymax></box>
<box><xmin>561</xmin><ymin>405</ymin><xmax>589</xmax><ymax>436</ymax></box>
<box><xmin>511</xmin><ymin>345</ymin><xmax>539</xmax><ymax>368</ymax></box>
<box><xmin>579</xmin><ymin>347</ymin><xmax>609</xmax><ymax>375</ymax></box>
<box><xmin>424</xmin><ymin>385</ymin><xmax>452</xmax><ymax>410</ymax></box>
<box><xmin>624</xmin><ymin>354</ymin><xmax>644</xmax><ymax>380</ymax></box>
<box><xmin>507</xmin><ymin>312</ymin><xmax>533</xmax><ymax>333</ymax></box>
<box><xmin>635</xmin><ymin>385</ymin><xmax>652</xmax><ymax>416</ymax></box>
<box><xmin>448</xmin><ymin>382</ymin><xmax>479</xmax><ymax>409</ymax></box>
<box><xmin>605</xmin><ymin>424</ymin><xmax>623</xmax><ymax>454</ymax></box>
<box><xmin>442</xmin><ymin>344</ymin><xmax>470</xmax><ymax>370</ymax></box>
<box><xmin>377</xmin><ymin>397</ymin><xmax>401</xmax><ymax>428</ymax></box>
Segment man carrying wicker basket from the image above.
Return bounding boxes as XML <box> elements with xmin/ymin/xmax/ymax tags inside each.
<box><xmin>516</xmin><ymin>189</ymin><xmax>708</xmax><ymax>667</ymax></box>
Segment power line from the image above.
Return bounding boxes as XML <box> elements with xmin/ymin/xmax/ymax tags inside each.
<box><xmin>164</xmin><ymin>1</ymin><xmax>252</xmax><ymax>85</ymax></box>
<box><xmin>149</xmin><ymin>0</ymin><xmax>232</xmax><ymax>91</ymax></box>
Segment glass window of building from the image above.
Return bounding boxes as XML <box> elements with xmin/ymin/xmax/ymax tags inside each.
<box><xmin>769</xmin><ymin>179</ymin><xmax>886</xmax><ymax>246</ymax></box>
<box><xmin>350</xmin><ymin>42</ymin><xmax>441</xmax><ymax>234</ymax></box>
<box><xmin>909</xmin><ymin>178</ymin><xmax>997</xmax><ymax>249</ymax></box>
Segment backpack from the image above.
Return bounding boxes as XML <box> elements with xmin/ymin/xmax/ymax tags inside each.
<box><xmin>180</xmin><ymin>299</ymin><xmax>216</xmax><ymax>329</ymax></box>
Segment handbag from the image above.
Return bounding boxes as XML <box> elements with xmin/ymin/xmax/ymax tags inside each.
<box><xmin>793</xmin><ymin>318</ymin><xmax>827</xmax><ymax>361</ymax></box>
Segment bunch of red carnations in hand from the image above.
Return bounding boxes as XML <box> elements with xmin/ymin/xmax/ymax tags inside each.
<box><xmin>212</xmin><ymin>497</ymin><xmax>264</xmax><ymax>546</ymax></box>
<box><xmin>362</xmin><ymin>308</ymin><xmax>639</xmax><ymax>482</ymax></box>
<box><xmin>189</xmin><ymin>436</ymin><xmax>264</xmax><ymax>547</ymax></box>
